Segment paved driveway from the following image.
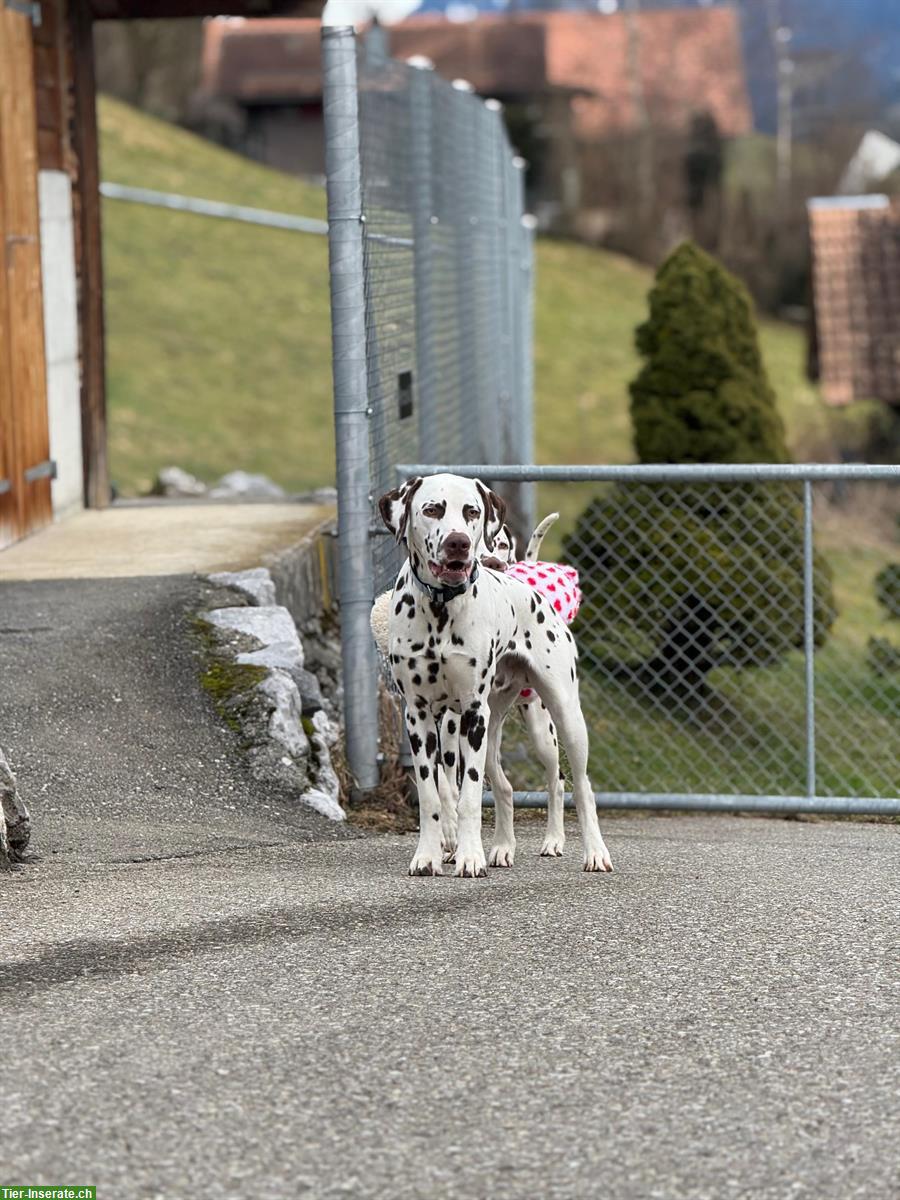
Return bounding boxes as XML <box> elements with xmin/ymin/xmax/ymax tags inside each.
<box><xmin>4</xmin><ymin>815</ymin><xmax>898</xmax><ymax>1199</ymax></box>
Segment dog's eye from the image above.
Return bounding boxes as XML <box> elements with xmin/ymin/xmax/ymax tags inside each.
<box><xmin>463</xmin><ymin>505</ymin><xmax>480</xmax><ymax>522</ymax></box>
<box><xmin>422</xmin><ymin>503</ymin><xmax>443</xmax><ymax>518</ymax></box>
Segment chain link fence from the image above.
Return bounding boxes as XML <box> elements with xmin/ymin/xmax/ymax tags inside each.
<box><xmin>357</xmin><ymin>33</ymin><xmax>535</xmax><ymax>594</ymax></box>
<box><xmin>322</xmin><ymin>26</ymin><xmax>898</xmax><ymax>814</ymax></box>
<box><xmin>323</xmin><ymin>26</ymin><xmax>534</xmax><ymax>787</ymax></box>
<box><xmin>397</xmin><ymin>464</ymin><xmax>900</xmax><ymax>815</ymax></box>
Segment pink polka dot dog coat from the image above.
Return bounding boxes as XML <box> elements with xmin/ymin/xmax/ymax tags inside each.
<box><xmin>503</xmin><ymin>560</ymin><xmax>582</xmax><ymax>699</ymax></box>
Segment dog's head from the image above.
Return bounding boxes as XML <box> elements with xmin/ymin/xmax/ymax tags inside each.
<box><xmin>482</xmin><ymin>523</ymin><xmax>516</xmax><ymax>571</ymax></box>
<box><xmin>378</xmin><ymin>473</ymin><xmax>507</xmax><ymax>587</ymax></box>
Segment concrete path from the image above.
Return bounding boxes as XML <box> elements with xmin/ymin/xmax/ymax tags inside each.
<box><xmin>3</xmin><ymin>815</ymin><xmax>898</xmax><ymax>1199</ymax></box>
<box><xmin>0</xmin><ymin>501</ymin><xmax>332</xmax><ymax>580</ymax></box>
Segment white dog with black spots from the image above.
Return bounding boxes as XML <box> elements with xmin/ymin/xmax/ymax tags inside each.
<box><xmin>378</xmin><ymin>473</ymin><xmax>613</xmax><ymax>878</ymax></box>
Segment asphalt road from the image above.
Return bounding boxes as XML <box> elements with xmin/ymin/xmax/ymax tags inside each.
<box><xmin>0</xmin><ymin>577</ymin><xmax>347</xmax><ymax>864</ymax></box>
<box><xmin>3</xmin><ymin>816</ymin><xmax>899</xmax><ymax>1200</ymax></box>
<box><xmin>2</xmin><ymin>577</ymin><xmax>898</xmax><ymax>1198</ymax></box>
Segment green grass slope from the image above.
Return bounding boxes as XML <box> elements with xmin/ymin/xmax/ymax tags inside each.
<box><xmin>532</xmin><ymin>238</ymin><xmax>827</xmax><ymax>532</ymax></box>
<box><xmin>100</xmin><ymin>96</ymin><xmax>333</xmax><ymax>496</ymax></box>
<box><xmin>100</xmin><ymin>96</ymin><xmax>825</xmax><ymax>505</ymax></box>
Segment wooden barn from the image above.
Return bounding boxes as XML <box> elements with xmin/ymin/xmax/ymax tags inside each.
<box><xmin>0</xmin><ymin>0</ymin><xmax>319</xmax><ymax>552</ymax></box>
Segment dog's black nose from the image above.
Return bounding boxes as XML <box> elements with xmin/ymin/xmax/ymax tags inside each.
<box><xmin>442</xmin><ymin>532</ymin><xmax>471</xmax><ymax>560</ymax></box>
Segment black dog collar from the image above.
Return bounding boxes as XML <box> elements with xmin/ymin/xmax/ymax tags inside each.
<box><xmin>410</xmin><ymin>560</ymin><xmax>479</xmax><ymax>606</ymax></box>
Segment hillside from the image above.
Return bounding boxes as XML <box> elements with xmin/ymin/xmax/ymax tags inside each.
<box><xmin>99</xmin><ymin>97</ymin><xmax>333</xmax><ymax>497</ymax></box>
<box><xmin>99</xmin><ymin>96</ymin><xmax>825</xmax><ymax>523</ymax></box>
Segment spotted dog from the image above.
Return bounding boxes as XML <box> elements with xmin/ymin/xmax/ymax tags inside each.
<box><xmin>370</xmin><ymin>511</ymin><xmax>568</xmax><ymax>859</ymax></box>
<box><xmin>379</xmin><ymin>473</ymin><xmax>613</xmax><ymax>878</ymax></box>
<box><xmin>485</xmin><ymin>511</ymin><xmax>560</xmax><ymax>572</ymax></box>
<box><xmin>459</xmin><ymin>510</ymin><xmax>575</xmax><ymax>860</ymax></box>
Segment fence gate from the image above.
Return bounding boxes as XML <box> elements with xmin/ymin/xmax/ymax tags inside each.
<box><xmin>0</xmin><ymin>0</ymin><xmax>53</xmax><ymax>550</ymax></box>
<box><xmin>322</xmin><ymin>25</ymin><xmax>534</xmax><ymax>789</ymax></box>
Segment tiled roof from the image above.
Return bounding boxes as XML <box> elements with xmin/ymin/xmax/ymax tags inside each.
<box><xmin>535</xmin><ymin>8</ymin><xmax>750</xmax><ymax>138</ymax></box>
<box><xmin>201</xmin><ymin>9</ymin><xmax>752</xmax><ymax>137</ymax></box>
<box><xmin>808</xmin><ymin>197</ymin><xmax>900</xmax><ymax>406</ymax></box>
<box><xmin>202</xmin><ymin>18</ymin><xmax>325</xmax><ymax>102</ymax></box>
<box><xmin>387</xmin><ymin>18</ymin><xmax>550</xmax><ymax>96</ymax></box>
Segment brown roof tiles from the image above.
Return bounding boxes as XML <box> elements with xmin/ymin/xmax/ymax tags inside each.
<box><xmin>201</xmin><ymin>9</ymin><xmax>751</xmax><ymax>137</ymax></box>
<box><xmin>808</xmin><ymin>197</ymin><xmax>900</xmax><ymax>406</ymax></box>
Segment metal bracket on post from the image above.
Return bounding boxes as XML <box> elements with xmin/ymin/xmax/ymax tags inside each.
<box><xmin>322</xmin><ymin>25</ymin><xmax>380</xmax><ymax>793</ymax></box>
<box><xmin>24</xmin><ymin>459</ymin><xmax>57</xmax><ymax>483</ymax></box>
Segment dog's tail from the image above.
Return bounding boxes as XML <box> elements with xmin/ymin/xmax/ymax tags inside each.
<box><xmin>524</xmin><ymin>512</ymin><xmax>559</xmax><ymax>562</ymax></box>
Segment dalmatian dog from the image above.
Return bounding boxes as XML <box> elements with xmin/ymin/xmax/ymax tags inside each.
<box><xmin>483</xmin><ymin>511</ymin><xmax>559</xmax><ymax>572</ymax></box>
<box><xmin>371</xmin><ymin>512</ymin><xmax>569</xmax><ymax>861</ymax></box>
<box><xmin>441</xmin><ymin>511</ymin><xmax>573</xmax><ymax>859</ymax></box>
<box><xmin>378</xmin><ymin>473</ymin><xmax>613</xmax><ymax>878</ymax></box>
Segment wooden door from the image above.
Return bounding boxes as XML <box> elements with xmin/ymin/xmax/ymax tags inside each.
<box><xmin>0</xmin><ymin>0</ymin><xmax>53</xmax><ymax>550</ymax></box>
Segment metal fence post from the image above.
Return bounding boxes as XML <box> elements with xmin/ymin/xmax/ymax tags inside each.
<box><xmin>484</xmin><ymin>99</ymin><xmax>507</xmax><ymax>477</ymax></box>
<box><xmin>477</xmin><ymin>100</ymin><xmax>502</xmax><ymax>469</ymax></box>
<box><xmin>519</xmin><ymin>212</ymin><xmax>537</xmax><ymax>535</ymax></box>
<box><xmin>322</xmin><ymin>25</ymin><xmax>380</xmax><ymax>791</ymax></box>
<box><xmin>500</xmin><ymin>156</ymin><xmax>535</xmax><ymax>541</ymax></box>
<box><xmin>452</xmin><ymin>79</ymin><xmax>492</xmax><ymax>465</ymax></box>
<box><xmin>803</xmin><ymin>480</ymin><xmax>816</xmax><ymax>798</ymax></box>
<box><xmin>408</xmin><ymin>57</ymin><xmax>440</xmax><ymax>464</ymax></box>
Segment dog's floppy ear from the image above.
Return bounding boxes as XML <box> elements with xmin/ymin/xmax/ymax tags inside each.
<box><xmin>475</xmin><ymin>480</ymin><xmax>507</xmax><ymax>552</ymax></box>
<box><xmin>505</xmin><ymin>525</ymin><xmax>518</xmax><ymax>562</ymax></box>
<box><xmin>378</xmin><ymin>476</ymin><xmax>422</xmax><ymax>544</ymax></box>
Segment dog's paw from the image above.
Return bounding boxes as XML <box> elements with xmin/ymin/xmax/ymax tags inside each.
<box><xmin>583</xmin><ymin>841</ymin><xmax>613</xmax><ymax>873</ymax></box>
<box><xmin>488</xmin><ymin>842</ymin><xmax>515</xmax><ymax>868</ymax></box>
<box><xmin>409</xmin><ymin>849</ymin><xmax>444</xmax><ymax>876</ymax></box>
<box><xmin>454</xmin><ymin>845</ymin><xmax>487</xmax><ymax>878</ymax></box>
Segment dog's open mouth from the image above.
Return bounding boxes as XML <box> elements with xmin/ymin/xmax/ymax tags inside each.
<box><xmin>429</xmin><ymin>559</ymin><xmax>473</xmax><ymax>586</ymax></box>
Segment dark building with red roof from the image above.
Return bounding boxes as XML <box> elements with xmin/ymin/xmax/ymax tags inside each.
<box><xmin>196</xmin><ymin>9</ymin><xmax>751</xmax><ymax>220</ymax></box>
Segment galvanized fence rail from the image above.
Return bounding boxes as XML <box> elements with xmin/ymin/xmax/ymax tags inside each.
<box><xmin>322</xmin><ymin>25</ymin><xmax>535</xmax><ymax>788</ymax></box>
<box><xmin>397</xmin><ymin>463</ymin><xmax>900</xmax><ymax>816</ymax></box>
<box><xmin>100</xmin><ymin>182</ymin><xmax>330</xmax><ymax>236</ymax></box>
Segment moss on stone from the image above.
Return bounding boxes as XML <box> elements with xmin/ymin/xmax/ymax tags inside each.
<box><xmin>301</xmin><ymin>715</ymin><xmax>321</xmax><ymax>769</ymax></box>
<box><xmin>201</xmin><ymin>659</ymin><xmax>268</xmax><ymax>702</ymax></box>
<box><xmin>192</xmin><ymin>615</ymin><xmax>267</xmax><ymax>734</ymax></box>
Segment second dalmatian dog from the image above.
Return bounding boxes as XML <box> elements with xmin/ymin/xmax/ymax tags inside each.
<box><xmin>378</xmin><ymin>472</ymin><xmax>613</xmax><ymax>878</ymax></box>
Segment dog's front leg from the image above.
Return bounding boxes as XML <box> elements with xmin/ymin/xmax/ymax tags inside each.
<box><xmin>406</xmin><ymin>710</ymin><xmax>446</xmax><ymax>877</ymax></box>
<box><xmin>486</xmin><ymin>688</ymin><xmax>519</xmax><ymax>868</ymax></box>
<box><xmin>438</xmin><ymin>716</ymin><xmax>459</xmax><ymax>862</ymax></box>
<box><xmin>454</xmin><ymin>701</ymin><xmax>490</xmax><ymax>878</ymax></box>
